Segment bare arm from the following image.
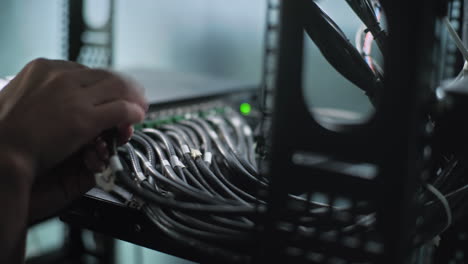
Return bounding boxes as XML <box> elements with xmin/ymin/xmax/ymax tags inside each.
<box><xmin>0</xmin><ymin>148</ymin><xmax>32</xmax><ymax>263</ymax></box>
<box><xmin>0</xmin><ymin>58</ymin><xmax>147</xmax><ymax>263</ymax></box>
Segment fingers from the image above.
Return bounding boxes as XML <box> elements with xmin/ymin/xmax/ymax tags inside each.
<box><xmin>3</xmin><ymin>58</ymin><xmax>147</xmax><ymax>175</ymax></box>
<box><xmin>36</xmin><ymin>60</ymin><xmax>148</xmax><ymax>118</ymax></box>
<box><xmin>22</xmin><ymin>58</ymin><xmax>87</xmax><ymax>80</ymax></box>
<box><xmin>94</xmin><ymin>100</ymin><xmax>145</xmax><ymax>134</ymax></box>
<box><xmin>85</xmin><ymin>74</ymin><xmax>147</xmax><ymax>111</ymax></box>
<box><xmin>118</xmin><ymin>125</ymin><xmax>134</xmax><ymax>145</ymax></box>
<box><xmin>96</xmin><ymin>139</ymin><xmax>110</xmax><ymax>160</ymax></box>
<box><xmin>84</xmin><ymin>150</ymin><xmax>102</xmax><ymax>172</ymax></box>
<box><xmin>83</xmin><ymin>139</ymin><xmax>109</xmax><ymax>173</ymax></box>
<box><xmin>61</xmin><ymin>68</ymin><xmax>115</xmax><ymax>87</ymax></box>
<box><xmin>52</xmin><ymin>65</ymin><xmax>147</xmax><ymax>144</ymax></box>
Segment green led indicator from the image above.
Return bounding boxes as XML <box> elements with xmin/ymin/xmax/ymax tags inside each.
<box><xmin>240</xmin><ymin>103</ymin><xmax>251</xmax><ymax>115</ymax></box>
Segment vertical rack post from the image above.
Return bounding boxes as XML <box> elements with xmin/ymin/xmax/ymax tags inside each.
<box><xmin>255</xmin><ymin>0</ymin><xmax>445</xmax><ymax>263</ymax></box>
<box><xmin>65</xmin><ymin>0</ymin><xmax>114</xmax><ymax>67</ymax></box>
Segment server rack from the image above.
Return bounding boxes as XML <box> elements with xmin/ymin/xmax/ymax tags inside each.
<box><xmin>56</xmin><ymin>0</ymin><xmax>468</xmax><ymax>263</ymax></box>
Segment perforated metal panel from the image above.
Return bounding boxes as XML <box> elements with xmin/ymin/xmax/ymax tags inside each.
<box><xmin>438</xmin><ymin>0</ymin><xmax>464</xmax><ymax>80</ymax></box>
<box><xmin>256</xmin><ymin>0</ymin><xmax>281</xmax><ymax>165</ymax></box>
<box><xmin>63</xmin><ymin>0</ymin><xmax>114</xmax><ymax>67</ymax></box>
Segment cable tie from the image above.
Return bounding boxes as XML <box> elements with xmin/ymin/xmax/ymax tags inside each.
<box><xmin>110</xmin><ymin>155</ymin><xmax>123</xmax><ymax>171</ymax></box>
<box><xmin>162</xmin><ymin>159</ymin><xmax>171</xmax><ymax>167</ymax></box>
<box><xmin>204</xmin><ymin>152</ymin><xmax>213</xmax><ymax>164</ymax></box>
<box><xmin>243</xmin><ymin>125</ymin><xmax>252</xmax><ymax>136</ymax></box>
<box><xmin>209</xmin><ymin>116</ymin><xmax>222</xmax><ymax>124</ymax></box>
<box><xmin>209</xmin><ymin>131</ymin><xmax>218</xmax><ymax>139</ymax></box>
<box><xmin>94</xmin><ymin>167</ymin><xmax>115</xmax><ymax>192</ymax></box>
<box><xmin>176</xmin><ymin>160</ymin><xmax>185</xmax><ymax>168</ymax></box>
<box><xmin>135</xmin><ymin>171</ymin><xmax>147</xmax><ymax>182</ymax></box>
<box><xmin>181</xmin><ymin>144</ymin><xmax>190</xmax><ymax>154</ymax></box>
<box><xmin>191</xmin><ymin>149</ymin><xmax>202</xmax><ymax>158</ymax></box>
<box><xmin>462</xmin><ymin>61</ymin><xmax>468</xmax><ymax>79</ymax></box>
<box><xmin>231</xmin><ymin>117</ymin><xmax>241</xmax><ymax>127</ymax></box>
<box><xmin>144</xmin><ymin>161</ymin><xmax>153</xmax><ymax>169</ymax></box>
<box><xmin>170</xmin><ymin>155</ymin><xmax>185</xmax><ymax>168</ymax></box>
<box><xmin>170</xmin><ymin>155</ymin><xmax>178</xmax><ymax>167</ymax></box>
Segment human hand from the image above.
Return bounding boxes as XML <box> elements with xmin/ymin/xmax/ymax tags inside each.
<box><xmin>0</xmin><ymin>58</ymin><xmax>147</xmax><ymax>182</ymax></box>
<box><xmin>27</xmin><ymin>137</ymin><xmax>110</xmax><ymax>224</ymax></box>
<box><xmin>28</xmin><ymin>129</ymin><xmax>137</xmax><ymax>224</ymax></box>
<box><xmin>0</xmin><ymin>58</ymin><xmax>147</xmax><ymax>223</ymax></box>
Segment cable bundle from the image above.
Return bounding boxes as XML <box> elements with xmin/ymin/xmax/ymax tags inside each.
<box><xmin>109</xmin><ymin>107</ymin><xmax>265</xmax><ymax>260</ymax></box>
<box><xmin>103</xmin><ymin>106</ymin><xmax>379</xmax><ymax>260</ymax></box>
<box><xmin>346</xmin><ymin>0</ymin><xmax>387</xmax><ymax>52</ymax></box>
<box><xmin>302</xmin><ymin>0</ymin><xmax>384</xmax><ymax>105</ymax></box>
<box><xmin>414</xmin><ymin>155</ymin><xmax>468</xmax><ymax>246</ymax></box>
<box><xmin>354</xmin><ymin>0</ymin><xmax>385</xmax><ymax>78</ymax></box>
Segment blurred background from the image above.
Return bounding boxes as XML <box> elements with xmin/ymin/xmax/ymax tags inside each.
<box><xmin>0</xmin><ymin>0</ymin><xmax>374</xmax><ymax>263</ymax></box>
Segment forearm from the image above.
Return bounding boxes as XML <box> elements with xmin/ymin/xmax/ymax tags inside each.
<box><xmin>0</xmin><ymin>151</ymin><xmax>32</xmax><ymax>264</ymax></box>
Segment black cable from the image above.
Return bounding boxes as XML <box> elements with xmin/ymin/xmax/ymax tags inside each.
<box><xmin>194</xmin><ymin>157</ymin><xmax>248</xmax><ymax>204</ymax></box>
<box><xmin>183</xmin><ymin>166</ymin><xmax>213</xmax><ymax>194</ymax></box>
<box><xmin>170</xmin><ymin>211</ymin><xmax>249</xmax><ymax>236</ymax></box>
<box><xmin>206</xmin><ymin>116</ymin><xmax>258</xmax><ymax>175</ymax></box>
<box><xmin>153</xmin><ymin>207</ymin><xmax>253</xmax><ymax>245</ymax></box>
<box><xmin>191</xmin><ymin>117</ymin><xmax>267</xmax><ymax>188</ymax></box>
<box><xmin>345</xmin><ymin>0</ymin><xmax>386</xmax><ymax>52</ymax></box>
<box><xmin>209</xmin><ymin>215</ymin><xmax>255</xmax><ymax>231</ymax></box>
<box><xmin>164</xmin><ymin>135</ymin><xmax>189</xmax><ymax>183</ymax></box>
<box><xmin>160</xmin><ymin>128</ymin><xmax>226</xmax><ymax>197</ymax></box>
<box><xmin>224</xmin><ymin>114</ymin><xmax>249</xmax><ymax>161</ymax></box>
<box><xmin>130</xmin><ymin>146</ymin><xmax>238</xmax><ymax>206</ymax></box>
<box><xmin>130</xmin><ymin>133</ymin><xmax>157</xmax><ymax>167</ymax></box>
<box><xmin>179</xmin><ymin>119</ymin><xmax>212</xmax><ymax>154</ymax></box>
<box><xmin>182</xmin><ymin>152</ymin><xmax>220</xmax><ymax>196</ymax></box>
<box><xmin>211</xmin><ymin>157</ymin><xmax>262</xmax><ymax>204</ymax></box>
<box><xmin>162</xmin><ymin>124</ymin><xmax>196</xmax><ymax>149</ymax></box>
<box><xmin>163</xmin><ymin>130</ymin><xmax>221</xmax><ymax>194</ymax></box>
<box><xmin>438</xmin><ymin>160</ymin><xmax>467</xmax><ymax>195</ymax></box>
<box><xmin>176</xmin><ymin>124</ymin><xmax>201</xmax><ymax>149</ymax></box>
<box><xmin>174</xmin><ymin>117</ymin><xmax>265</xmax><ymax>194</ymax></box>
<box><xmin>134</xmin><ymin>131</ymin><xmax>182</xmax><ymax>182</ymax></box>
<box><xmin>302</xmin><ymin>0</ymin><xmax>382</xmax><ymax>102</ymax></box>
<box><xmin>164</xmin><ymin>131</ymin><xmax>188</xmax><ymax>153</ymax></box>
<box><xmin>120</xmin><ymin>144</ymin><xmax>144</xmax><ymax>181</ymax></box>
<box><xmin>127</xmin><ymin>149</ymin><xmax>234</xmax><ymax>205</ymax></box>
<box><xmin>143</xmin><ymin>206</ymin><xmax>251</xmax><ymax>263</ymax></box>
<box><xmin>143</xmin><ymin>128</ymin><xmax>177</xmax><ymax>157</ymax></box>
<box><xmin>206</xmin><ymin>116</ymin><xmax>238</xmax><ymax>154</ymax></box>
<box><xmin>116</xmin><ymin>169</ymin><xmax>262</xmax><ymax>214</ymax></box>
<box><xmin>160</xmin><ymin>132</ymin><xmax>209</xmax><ymax>192</ymax></box>
<box><xmin>431</xmin><ymin>158</ymin><xmax>458</xmax><ymax>190</ymax></box>
<box><xmin>227</xmin><ymin>111</ymin><xmax>258</xmax><ymax>167</ymax></box>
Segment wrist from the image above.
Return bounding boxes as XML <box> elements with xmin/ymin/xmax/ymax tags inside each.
<box><xmin>0</xmin><ymin>131</ymin><xmax>35</xmax><ymax>192</ymax></box>
<box><xmin>0</xmin><ymin>153</ymin><xmax>33</xmax><ymax>193</ymax></box>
